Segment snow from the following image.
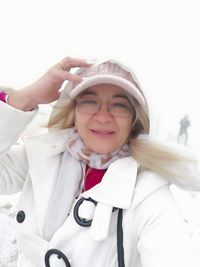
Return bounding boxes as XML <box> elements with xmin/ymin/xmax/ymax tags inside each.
<box><xmin>0</xmin><ymin>204</ymin><xmax>18</xmax><ymax>266</ymax></box>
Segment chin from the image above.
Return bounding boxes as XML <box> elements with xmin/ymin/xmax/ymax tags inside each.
<box><xmin>90</xmin><ymin>145</ymin><xmax>118</xmax><ymax>155</ymax></box>
<box><xmin>95</xmin><ymin>150</ymin><xmax>112</xmax><ymax>154</ymax></box>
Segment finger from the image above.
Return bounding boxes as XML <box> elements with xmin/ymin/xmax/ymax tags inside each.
<box><xmin>59</xmin><ymin>70</ymin><xmax>83</xmax><ymax>82</ymax></box>
<box><xmin>60</xmin><ymin>56</ymin><xmax>93</xmax><ymax>71</ymax></box>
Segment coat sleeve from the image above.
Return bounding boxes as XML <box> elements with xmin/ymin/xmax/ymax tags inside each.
<box><xmin>0</xmin><ymin>101</ymin><xmax>38</xmax><ymax>194</ymax></box>
<box><xmin>127</xmin><ymin>186</ymin><xmax>199</xmax><ymax>267</ymax></box>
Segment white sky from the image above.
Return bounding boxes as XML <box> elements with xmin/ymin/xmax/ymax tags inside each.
<box><xmin>0</xmin><ymin>0</ymin><xmax>199</xmax><ymax>151</ymax></box>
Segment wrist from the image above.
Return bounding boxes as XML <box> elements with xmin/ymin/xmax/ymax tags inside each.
<box><xmin>8</xmin><ymin>90</ymin><xmax>38</xmax><ymax>111</ymax></box>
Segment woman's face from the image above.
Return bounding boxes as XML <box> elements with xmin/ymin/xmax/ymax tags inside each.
<box><xmin>75</xmin><ymin>84</ymin><xmax>134</xmax><ymax>154</ymax></box>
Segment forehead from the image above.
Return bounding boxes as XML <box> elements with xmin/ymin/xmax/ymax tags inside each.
<box><xmin>79</xmin><ymin>83</ymin><xmax>128</xmax><ymax>97</ymax></box>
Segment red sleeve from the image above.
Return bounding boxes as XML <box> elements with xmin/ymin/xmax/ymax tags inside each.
<box><xmin>0</xmin><ymin>91</ymin><xmax>7</xmax><ymax>103</ymax></box>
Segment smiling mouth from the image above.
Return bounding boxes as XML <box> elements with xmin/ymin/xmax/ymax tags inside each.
<box><xmin>90</xmin><ymin>129</ymin><xmax>115</xmax><ymax>137</ymax></box>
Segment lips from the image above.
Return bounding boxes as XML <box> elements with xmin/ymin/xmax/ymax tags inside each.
<box><xmin>90</xmin><ymin>129</ymin><xmax>115</xmax><ymax>137</ymax></box>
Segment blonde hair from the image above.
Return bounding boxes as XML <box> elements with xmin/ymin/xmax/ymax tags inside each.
<box><xmin>48</xmin><ymin>93</ymin><xmax>198</xmax><ymax>185</ymax></box>
<box><xmin>48</xmin><ymin>99</ymin><xmax>75</xmax><ymax>129</ymax></box>
<box><xmin>128</xmin><ymin>96</ymin><xmax>196</xmax><ymax>182</ymax></box>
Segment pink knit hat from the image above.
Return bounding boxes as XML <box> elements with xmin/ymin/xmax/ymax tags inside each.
<box><xmin>60</xmin><ymin>59</ymin><xmax>146</xmax><ymax>107</ymax></box>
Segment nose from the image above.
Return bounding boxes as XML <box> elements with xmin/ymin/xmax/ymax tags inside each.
<box><xmin>94</xmin><ymin>104</ymin><xmax>113</xmax><ymax>123</ymax></box>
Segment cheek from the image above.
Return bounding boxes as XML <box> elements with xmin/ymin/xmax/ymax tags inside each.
<box><xmin>75</xmin><ymin>111</ymin><xmax>89</xmax><ymax>138</ymax></box>
<box><xmin>120</xmin><ymin>118</ymin><xmax>133</xmax><ymax>135</ymax></box>
<box><xmin>119</xmin><ymin>121</ymin><xmax>133</xmax><ymax>145</ymax></box>
<box><xmin>75</xmin><ymin>111</ymin><xmax>82</xmax><ymax>132</ymax></box>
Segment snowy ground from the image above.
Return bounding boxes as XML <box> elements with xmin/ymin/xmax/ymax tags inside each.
<box><xmin>0</xmin><ymin>196</ymin><xmax>19</xmax><ymax>267</ymax></box>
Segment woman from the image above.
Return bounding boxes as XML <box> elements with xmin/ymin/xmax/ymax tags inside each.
<box><xmin>0</xmin><ymin>56</ymin><xmax>200</xmax><ymax>267</ymax></box>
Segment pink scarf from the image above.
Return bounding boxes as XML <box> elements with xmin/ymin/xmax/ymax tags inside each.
<box><xmin>66</xmin><ymin>128</ymin><xmax>130</xmax><ymax>169</ymax></box>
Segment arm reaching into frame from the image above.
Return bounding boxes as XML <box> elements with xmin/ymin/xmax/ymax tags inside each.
<box><xmin>8</xmin><ymin>57</ymin><xmax>91</xmax><ymax>111</ymax></box>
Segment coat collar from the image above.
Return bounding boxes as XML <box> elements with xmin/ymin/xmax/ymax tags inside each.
<box><xmin>81</xmin><ymin>167</ymin><xmax>169</xmax><ymax>241</ymax></box>
<box><xmin>82</xmin><ymin>156</ymin><xmax>138</xmax><ymax>209</ymax></box>
<box><xmin>24</xmin><ymin>129</ymin><xmax>139</xmax><ymax>240</ymax></box>
<box><xmin>24</xmin><ymin>129</ymin><xmax>138</xmax><ymax>212</ymax></box>
<box><xmin>24</xmin><ymin>129</ymin><xmax>70</xmax><ymax>166</ymax></box>
<box><xmin>23</xmin><ymin>129</ymin><xmax>168</xmax><ymax>242</ymax></box>
<box><xmin>24</xmin><ymin>129</ymin><xmax>71</xmax><ymax>238</ymax></box>
<box><xmin>81</xmin><ymin>156</ymin><xmax>138</xmax><ymax>241</ymax></box>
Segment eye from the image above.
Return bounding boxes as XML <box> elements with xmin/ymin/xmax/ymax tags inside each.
<box><xmin>79</xmin><ymin>99</ymin><xmax>97</xmax><ymax>105</ymax></box>
<box><xmin>112</xmin><ymin>103</ymin><xmax>131</xmax><ymax>109</ymax></box>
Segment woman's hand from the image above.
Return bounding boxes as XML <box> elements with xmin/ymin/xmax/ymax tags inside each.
<box><xmin>8</xmin><ymin>57</ymin><xmax>91</xmax><ymax>111</ymax></box>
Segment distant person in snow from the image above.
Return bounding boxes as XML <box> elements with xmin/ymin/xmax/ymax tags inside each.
<box><xmin>177</xmin><ymin>115</ymin><xmax>191</xmax><ymax>145</ymax></box>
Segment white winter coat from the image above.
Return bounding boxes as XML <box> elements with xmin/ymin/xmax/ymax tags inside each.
<box><xmin>0</xmin><ymin>101</ymin><xmax>199</xmax><ymax>267</ymax></box>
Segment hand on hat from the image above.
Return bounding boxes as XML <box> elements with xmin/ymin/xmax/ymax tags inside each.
<box><xmin>8</xmin><ymin>57</ymin><xmax>91</xmax><ymax>111</ymax></box>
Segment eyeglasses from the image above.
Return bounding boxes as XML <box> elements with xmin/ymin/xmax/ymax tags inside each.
<box><xmin>75</xmin><ymin>98</ymin><xmax>134</xmax><ymax>118</ymax></box>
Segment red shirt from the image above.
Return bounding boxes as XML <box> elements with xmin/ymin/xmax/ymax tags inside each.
<box><xmin>83</xmin><ymin>165</ymin><xmax>107</xmax><ymax>191</ymax></box>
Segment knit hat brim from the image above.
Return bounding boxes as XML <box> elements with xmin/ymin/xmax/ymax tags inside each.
<box><xmin>68</xmin><ymin>74</ymin><xmax>145</xmax><ymax>106</ymax></box>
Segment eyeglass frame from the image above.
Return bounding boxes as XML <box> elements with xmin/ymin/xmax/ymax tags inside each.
<box><xmin>75</xmin><ymin>98</ymin><xmax>135</xmax><ymax>118</ymax></box>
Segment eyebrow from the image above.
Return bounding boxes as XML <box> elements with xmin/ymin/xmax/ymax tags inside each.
<box><xmin>80</xmin><ymin>91</ymin><xmax>130</xmax><ymax>101</ymax></box>
<box><xmin>80</xmin><ymin>91</ymin><xmax>96</xmax><ymax>96</ymax></box>
<box><xmin>112</xmin><ymin>94</ymin><xmax>129</xmax><ymax>101</ymax></box>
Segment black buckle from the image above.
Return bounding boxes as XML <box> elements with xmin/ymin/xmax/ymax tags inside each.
<box><xmin>44</xmin><ymin>248</ymin><xmax>71</xmax><ymax>267</ymax></box>
<box><xmin>73</xmin><ymin>197</ymin><xmax>97</xmax><ymax>227</ymax></box>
